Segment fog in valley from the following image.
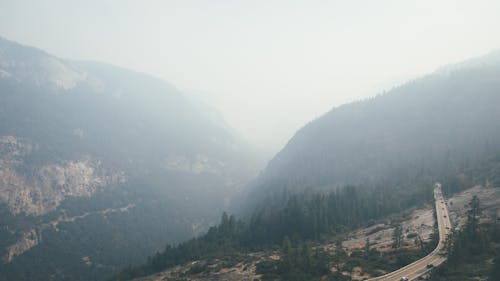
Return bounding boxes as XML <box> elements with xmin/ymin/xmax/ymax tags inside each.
<box><xmin>1</xmin><ymin>1</ymin><xmax>500</xmax><ymax>281</ymax></box>
<box><xmin>2</xmin><ymin>0</ymin><xmax>500</xmax><ymax>155</ymax></box>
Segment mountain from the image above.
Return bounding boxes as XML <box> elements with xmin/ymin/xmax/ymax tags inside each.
<box><xmin>0</xmin><ymin>37</ymin><xmax>257</xmax><ymax>281</ymax></box>
<box><xmin>239</xmin><ymin>50</ymin><xmax>500</xmax><ymax>211</ymax></box>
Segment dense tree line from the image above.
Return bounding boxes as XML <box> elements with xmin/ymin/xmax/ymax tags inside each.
<box><xmin>241</xmin><ymin>57</ymin><xmax>500</xmax><ymax>215</ymax></box>
<box><xmin>430</xmin><ymin>196</ymin><xmax>500</xmax><ymax>280</ymax></box>
<box><xmin>245</xmin><ymin>181</ymin><xmax>434</xmax><ymax>245</ymax></box>
<box><xmin>271</xmin><ymin>237</ymin><xmax>330</xmax><ymax>281</ymax></box>
<box><xmin>256</xmin><ymin>223</ymin><xmax>438</xmax><ymax>281</ymax></box>
<box><xmin>441</xmin><ymin>153</ymin><xmax>500</xmax><ymax>196</ymax></box>
<box><xmin>109</xmin><ymin>149</ymin><xmax>500</xmax><ymax>281</ymax></box>
<box><xmin>110</xmin><ymin>180</ymin><xmax>435</xmax><ymax>280</ymax></box>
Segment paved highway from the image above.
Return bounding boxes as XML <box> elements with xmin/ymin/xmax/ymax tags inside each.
<box><xmin>367</xmin><ymin>183</ymin><xmax>452</xmax><ymax>281</ymax></box>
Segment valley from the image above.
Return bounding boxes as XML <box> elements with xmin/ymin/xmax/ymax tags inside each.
<box><xmin>128</xmin><ymin>184</ymin><xmax>500</xmax><ymax>281</ymax></box>
<box><xmin>0</xmin><ymin>37</ymin><xmax>259</xmax><ymax>281</ymax></box>
<box><xmin>1</xmin><ymin>7</ymin><xmax>500</xmax><ymax>280</ymax></box>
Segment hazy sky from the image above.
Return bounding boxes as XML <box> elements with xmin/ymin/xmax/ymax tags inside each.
<box><xmin>1</xmin><ymin>0</ymin><xmax>500</xmax><ymax>155</ymax></box>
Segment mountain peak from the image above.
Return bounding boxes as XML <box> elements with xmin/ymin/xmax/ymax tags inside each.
<box><xmin>0</xmin><ymin>37</ymin><xmax>87</xmax><ymax>90</ymax></box>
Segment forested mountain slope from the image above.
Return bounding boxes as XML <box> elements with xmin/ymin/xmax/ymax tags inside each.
<box><xmin>0</xmin><ymin>37</ymin><xmax>257</xmax><ymax>281</ymax></box>
<box><xmin>109</xmin><ymin>51</ymin><xmax>500</xmax><ymax>281</ymax></box>
<box><xmin>240</xmin><ymin>51</ymin><xmax>500</xmax><ymax>210</ymax></box>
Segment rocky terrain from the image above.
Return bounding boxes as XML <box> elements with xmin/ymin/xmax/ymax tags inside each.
<box><xmin>0</xmin><ymin>37</ymin><xmax>258</xmax><ymax>281</ymax></box>
<box><xmin>446</xmin><ymin>184</ymin><xmax>500</xmax><ymax>229</ymax></box>
<box><xmin>0</xmin><ymin>136</ymin><xmax>125</xmax><ymax>216</ymax></box>
<box><xmin>339</xmin><ymin>207</ymin><xmax>434</xmax><ymax>253</ymax></box>
<box><xmin>4</xmin><ymin>203</ymin><xmax>135</xmax><ymax>262</ymax></box>
<box><xmin>133</xmin><ymin>184</ymin><xmax>500</xmax><ymax>281</ymax></box>
<box><xmin>0</xmin><ymin>135</ymin><xmax>126</xmax><ymax>262</ymax></box>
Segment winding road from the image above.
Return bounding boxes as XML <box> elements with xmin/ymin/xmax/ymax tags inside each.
<box><xmin>367</xmin><ymin>183</ymin><xmax>452</xmax><ymax>281</ymax></box>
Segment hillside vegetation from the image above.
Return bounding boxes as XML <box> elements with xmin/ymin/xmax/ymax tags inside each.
<box><xmin>113</xmin><ymin>51</ymin><xmax>500</xmax><ymax>280</ymax></box>
<box><xmin>0</xmin><ymin>37</ymin><xmax>257</xmax><ymax>281</ymax></box>
<box><xmin>240</xmin><ymin>51</ymin><xmax>500</xmax><ymax>212</ymax></box>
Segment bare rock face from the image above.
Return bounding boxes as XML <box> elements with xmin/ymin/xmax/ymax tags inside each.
<box><xmin>3</xmin><ymin>203</ymin><xmax>136</xmax><ymax>262</ymax></box>
<box><xmin>0</xmin><ymin>136</ymin><xmax>125</xmax><ymax>216</ymax></box>
<box><xmin>0</xmin><ymin>37</ymin><xmax>259</xmax><ymax>280</ymax></box>
<box><xmin>0</xmin><ymin>135</ymin><xmax>32</xmax><ymax>164</ymax></box>
<box><xmin>4</xmin><ymin>228</ymin><xmax>40</xmax><ymax>262</ymax></box>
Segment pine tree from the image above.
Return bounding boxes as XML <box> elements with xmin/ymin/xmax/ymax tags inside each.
<box><xmin>466</xmin><ymin>195</ymin><xmax>481</xmax><ymax>238</ymax></box>
<box><xmin>364</xmin><ymin>237</ymin><xmax>371</xmax><ymax>253</ymax></box>
<box><xmin>392</xmin><ymin>223</ymin><xmax>403</xmax><ymax>249</ymax></box>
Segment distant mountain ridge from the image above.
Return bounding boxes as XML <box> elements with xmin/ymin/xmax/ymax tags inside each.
<box><xmin>0</xmin><ymin>37</ymin><xmax>257</xmax><ymax>281</ymax></box>
<box><xmin>0</xmin><ymin>36</ymin><xmax>89</xmax><ymax>89</ymax></box>
<box><xmin>240</xmin><ymin>50</ymin><xmax>500</xmax><ymax>210</ymax></box>
<box><xmin>435</xmin><ymin>49</ymin><xmax>500</xmax><ymax>74</ymax></box>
